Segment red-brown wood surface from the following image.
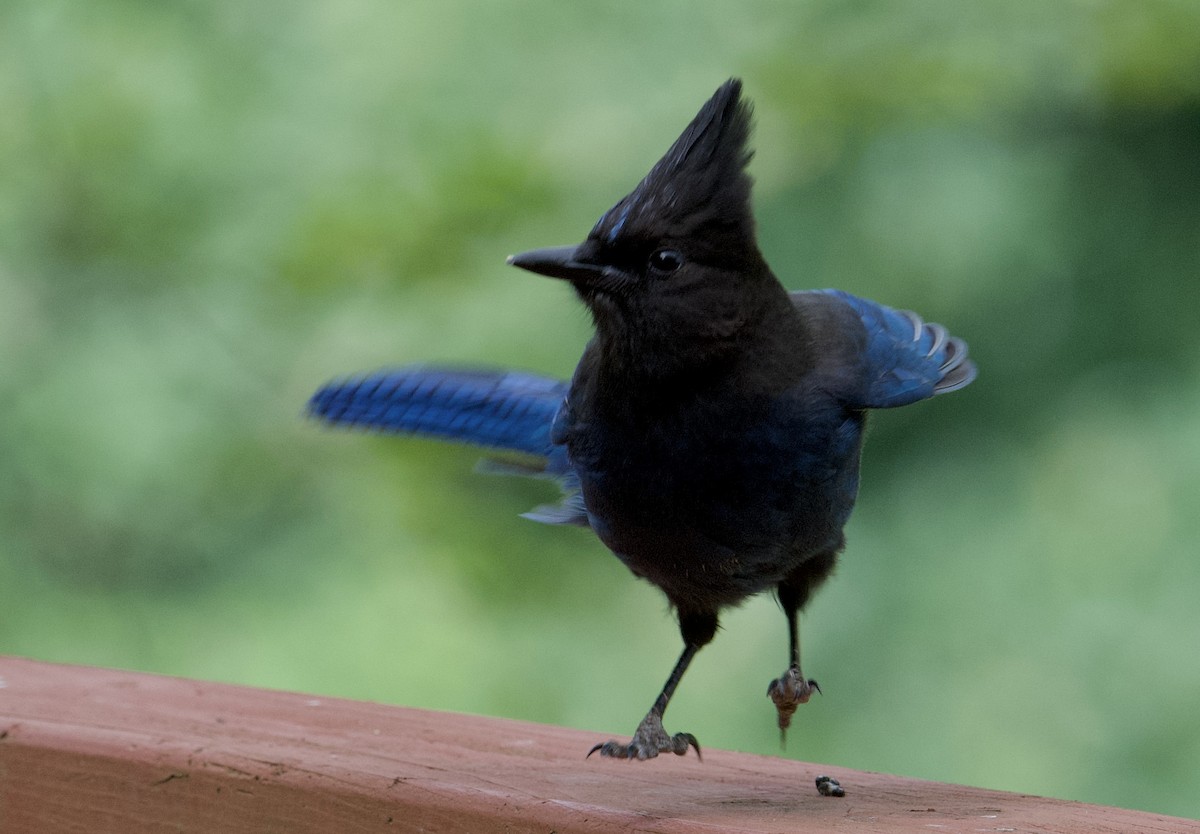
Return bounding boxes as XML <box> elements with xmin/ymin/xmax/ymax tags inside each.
<box><xmin>0</xmin><ymin>656</ymin><xmax>1194</xmax><ymax>833</ymax></box>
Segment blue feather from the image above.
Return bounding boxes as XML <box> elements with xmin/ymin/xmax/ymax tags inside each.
<box><xmin>817</xmin><ymin>289</ymin><xmax>977</xmax><ymax>409</ymax></box>
<box><xmin>308</xmin><ymin>367</ymin><xmax>568</xmax><ymax>460</ymax></box>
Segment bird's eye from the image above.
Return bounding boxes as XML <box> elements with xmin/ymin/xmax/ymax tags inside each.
<box><xmin>648</xmin><ymin>248</ymin><xmax>684</xmax><ymax>274</ymax></box>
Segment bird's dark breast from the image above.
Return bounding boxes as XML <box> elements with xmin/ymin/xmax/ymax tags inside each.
<box><xmin>571</xmin><ymin>385</ymin><xmax>865</xmax><ymax>611</ymax></box>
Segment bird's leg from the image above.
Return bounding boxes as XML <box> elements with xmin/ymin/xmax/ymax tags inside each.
<box><xmin>767</xmin><ymin>553</ymin><xmax>837</xmax><ymax>743</ymax></box>
<box><xmin>588</xmin><ymin>642</ymin><xmax>701</xmax><ymax>760</ymax></box>
<box><xmin>766</xmin><ymin>594</ymin><xmax>820</xmax><ymax>743</ymax></box>
<box><xmin>588</xmin><ymin>610</ymin><xmax>715</xmax><ymax>761</ymax></box>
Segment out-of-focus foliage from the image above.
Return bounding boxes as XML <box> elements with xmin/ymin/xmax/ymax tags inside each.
<box><xmin>3</xmin><ymin>0</ymin><xmax>1198</xmax><ymax>819</ymax></box>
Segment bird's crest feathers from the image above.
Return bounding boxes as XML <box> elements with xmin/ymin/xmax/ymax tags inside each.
<box><xmin>592</xmin><ymin>78</ymin><xmax>756</xmax><ymax>248</ymax></box>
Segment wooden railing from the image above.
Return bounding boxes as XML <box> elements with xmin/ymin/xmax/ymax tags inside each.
<box><xmin>0</xmin><ymin>656</ymin><xmax>1194</xmax><ymax>833</ymax></box>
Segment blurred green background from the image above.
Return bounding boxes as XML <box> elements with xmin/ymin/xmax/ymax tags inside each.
<box><xmin>3</xmin><ymin>0</ymin><xmax>1199</xmax><ymax>819</ymax></box>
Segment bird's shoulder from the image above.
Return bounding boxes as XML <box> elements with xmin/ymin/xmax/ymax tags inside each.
<box><xmin>791</xmin><ymin>289</ymin><xmax>976</xmax><ymax>409</ymax></box>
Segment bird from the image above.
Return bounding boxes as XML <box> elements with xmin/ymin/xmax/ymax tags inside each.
<box><xmin>308</xmin><ymin>78</ymin><xmax>976</xmax><ymax>761</ymax></box>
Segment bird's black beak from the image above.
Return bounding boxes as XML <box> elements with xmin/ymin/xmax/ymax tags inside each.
<box><xmin>507</xmin><ymin>244</ymin><xmax>607</xmax><ymax>283</ymax></box>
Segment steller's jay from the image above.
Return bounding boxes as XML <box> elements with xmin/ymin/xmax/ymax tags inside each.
<box><xmin>309</xmin><ymin>79</ymin><xmax>976</xmax><ymax>760</ymax></box>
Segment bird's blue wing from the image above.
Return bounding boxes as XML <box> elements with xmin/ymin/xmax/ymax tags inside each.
<box><xmin>308</xmin><ymin>366</ymin><xmax>587</xmax><ymax>525</ymax></box>
<box><xmin>817</xmin><ymin>289</ymin><xmax>977</xmax><ymax>409</ymax></box>
<box><xmin>308</xmin><ymin>367</ymin><xmax>568</xmax><ymax>461</ymax></box>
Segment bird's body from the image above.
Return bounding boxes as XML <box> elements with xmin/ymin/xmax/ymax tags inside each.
<box><xmin>563</xmin><ymin>290</ymin><xmax>866</xmax><ymax>612</ymax></box>
<box><xmin>310</xmin><ymin>79</ymin><xmax>976</xmax><ymax>760</ymax></box>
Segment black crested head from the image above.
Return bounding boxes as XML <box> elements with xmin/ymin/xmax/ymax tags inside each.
<box><xmin>591</xmin><ymin>78</ymin><xmax>757</xmax><ymax>257</ymax></box>
<box><xmin>508</xmin><ymin>78</ymin><xmax>764</xmax><ymax>293</ymax></box>
<box><xmin>508</xmin><ymin>79</ymin><xmax>784</xmax><ymax>378</ymax></box>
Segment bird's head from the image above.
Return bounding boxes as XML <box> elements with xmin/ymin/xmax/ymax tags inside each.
<box><xmin>509</xmin><ymin>79</ymin><xmax>782</xmax><ymax>373</ymax></box>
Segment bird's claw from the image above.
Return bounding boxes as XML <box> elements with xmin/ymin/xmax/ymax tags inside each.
<box><xmin>586</xmin><ymin>734</ymin><xmax>699</xmax><ymax>760</ymax></box>
<box><xmin>586</xmin><ymin>712</ymin><xmax>701</xmax><ymax>761</ymax></box>
<box><xmin>767</xmin><ymin>666</ymin><xmax>820</xmax><ymax>732</ymax></box>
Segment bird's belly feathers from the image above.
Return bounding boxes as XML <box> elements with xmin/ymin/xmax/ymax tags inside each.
<box><xmin>572</xmin><ymin>399</ymin><xmax>865</xmax><ymax>609</ymax></box>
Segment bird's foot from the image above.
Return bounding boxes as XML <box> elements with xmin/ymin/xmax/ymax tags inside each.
<box><xmin>767</xmin><ymin>666</ymin><xmax>820</xmax><ymax>733</ymax></box>
<box><xmin>587</xmin><ymin>711</ymin><xmax>701</xmax><ymax>761</ymax></box>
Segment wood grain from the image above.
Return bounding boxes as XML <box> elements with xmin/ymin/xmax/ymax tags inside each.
<box><xmin>1</xmin><ymin>656</ymin><xmax>1194</xmax><ymax>833</ymax></box>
